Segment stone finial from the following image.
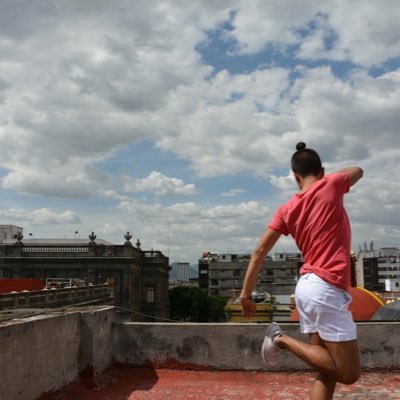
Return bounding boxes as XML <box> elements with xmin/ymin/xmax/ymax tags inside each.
<box><xmin>15</xmin><ymin>232</ymin><xmax>24</xmax><ymax>245</ymax></box>
<box><xmin>88</xmin><ymin>232</ymin><xmax>97</xmax><ymax>245</ymax></box>
<box><xmin>136</xmin><ymin>238</ymin><xmax>141</xmax><ymax>248</ymax></box>
<box><xmin>124</xmin><ymin>231</ymin><xmax>132</xmax><ymax>246</ymax></box>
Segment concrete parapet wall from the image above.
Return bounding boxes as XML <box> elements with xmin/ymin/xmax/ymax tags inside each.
<box><xmin>113</xmin><ymin>322</ymin><xmax>400</xmax><ymax>371</ymax></box>
<box><xmin>1</xmin><ymin>312</ymin><xmax>399</xmax><ymax>400</ymax></box>
<box><xmin>79</xmin><ymin>306</ymin><xmax>115</xmax><ymax>376</ymax></box>
<box><xmin>0</xmin><ymin>313</ymin><xmax>80</xmax><ymax>400</ymax></box>
<box><xmin>0</xmin><ymin>306</ymin><xmax>114</xmax><ymax>400</ymax></box>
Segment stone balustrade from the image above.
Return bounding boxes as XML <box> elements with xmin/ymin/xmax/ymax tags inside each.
<box><xmin>0</xmin><ymin>284</ymin><xmax>112</xmax><ymax>310</ymax></box>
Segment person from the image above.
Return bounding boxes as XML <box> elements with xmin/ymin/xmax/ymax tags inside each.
<box><xmin>240</xmin><ymin>142</ymin><xmax>363</xmax><ymax>400</ymax></box>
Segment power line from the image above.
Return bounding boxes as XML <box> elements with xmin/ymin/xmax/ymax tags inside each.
<box><xmin>114</xmin><ymin>305</ymin><xmax>180</xmax><ymax>322</ymax></box>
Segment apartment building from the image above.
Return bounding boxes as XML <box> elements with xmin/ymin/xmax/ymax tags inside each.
<box><xmin>198</xmin><ymin>252</ymin><xmax>302</xmax><ymax>298</ymax></box>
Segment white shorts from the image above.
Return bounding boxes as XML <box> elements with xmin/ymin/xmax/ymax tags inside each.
<box><xmin>295</xmin><ymin>273</ymin><xmax>357</xmax><ymax>342</ymax></box>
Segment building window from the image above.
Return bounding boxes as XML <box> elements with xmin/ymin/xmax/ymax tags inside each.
<box><xmin>211</xmin><ymin>279</ymin><xmax>219</xmax><ymax>286</ymax></box>
<box><xmin>145</xmin><ymin>286</ymin><xmax>155</xmax><ymax>303</ymax></box>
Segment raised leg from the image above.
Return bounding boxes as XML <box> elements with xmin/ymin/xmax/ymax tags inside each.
<box><xmin>275</xmin><ymin>332</ymin><xmax>360</xmax><ymax>385</ymax></box>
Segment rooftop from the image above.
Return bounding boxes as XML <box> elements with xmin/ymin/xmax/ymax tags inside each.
<box><xmin>46</xmin><ymin>365</ymin><xmax>400</xmax><ymax>400</ymax></box>
<box><xmin>1</xmin><ymin>307</ymin><xmax>399</xmax><ymax>400</ymax></box>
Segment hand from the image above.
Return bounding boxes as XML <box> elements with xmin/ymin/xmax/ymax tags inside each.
<box><xmin>241</xmin><ymin>297</ymin><xmax>256</xmax><ymax>318</ymax></box>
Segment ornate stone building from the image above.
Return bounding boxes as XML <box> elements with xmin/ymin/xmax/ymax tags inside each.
<box><xmin>0</xmin><ymin>228</ymin><xmax>170</xmax><ymax>321</ymax></box>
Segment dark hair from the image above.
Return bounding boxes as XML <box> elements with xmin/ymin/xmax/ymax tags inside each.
<box><xmin>291</xmin><ymin>142</ymin><xmax>322</xmax><ymax>177</ymax></box>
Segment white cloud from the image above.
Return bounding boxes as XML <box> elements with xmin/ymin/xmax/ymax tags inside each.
<box><xmin>121</xmin><ymin>171</ymin><xmax>197</xmax><ymax>196</ymax></box>
<box><xmin>0</xmin><ymin>1</ymin><xmax>225</xmax><ymax>197</ymax></box>
<box><xmin>269</xmin><ymin>173</ymin><xmax>296</xmax><ymax>199</ymax></box>
<box><xmin>226</xmin><ymin>0</ymin><xmax>320</xmax><ymax>55</ymax></box>
<box><xmin>221</xmin><ymin>188</ymin><xmax>245</xmax><ymax>197</ymax></box>
<box><xmin>1</xmin><ymin>1</ymin><xmax>399</xmax><ymax>198</ymax></box>
<box><xmin>227</xmin><ymin>1</ymin><xmax>400</xmax><ymax>66</ymax></box>
<box><xmin>100</xmin><ymin>222</ymin><xmax>129</xmax><ymax>235</ymax></box>
<box><xmin>0</xmin><ymin>1</ymin><xmax>399</xmax><ymax>263</ymax></box>
<box><xmin>116</xmin><ymin>197</ymin><xmax>274</xmax><ymax>260</ymax></box>
<box><xmin>0</xmin><ymin>208</ymin><xmax>80</xmax><ymax>225</ymax></box>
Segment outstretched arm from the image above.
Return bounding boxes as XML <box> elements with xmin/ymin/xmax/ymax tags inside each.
<box><xmin>241</xmin><ymin>228</ymin><xmax>281</xmax><ymax>317</ymax></box>
<box><xmin>334</xmin><ymin>166</ymin><xmax>363</xmax><ymax>187</ymax></box>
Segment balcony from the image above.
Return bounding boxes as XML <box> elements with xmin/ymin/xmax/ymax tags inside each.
<box><xmin>0</xmin><ymin>307</ymin><xmax>399</xmax><ymax>399</ymax></box>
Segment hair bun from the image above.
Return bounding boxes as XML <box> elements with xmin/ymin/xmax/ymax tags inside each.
<box><xmin>296</xmin><ymin>142</ymin><xmax>306</xmax><ymax>151</ymax></box>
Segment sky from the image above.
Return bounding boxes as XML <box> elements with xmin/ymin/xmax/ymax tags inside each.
<box><xmin>0</xmin><ymin>0</ymin><xmax>400</xmax><ymax>264</ymax></box>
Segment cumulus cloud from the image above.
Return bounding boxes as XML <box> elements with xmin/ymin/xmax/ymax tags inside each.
<box><xmin>1</xmin><ymin>1</ymin><xmax>399</xmax><ymax>196</ymax></box>
<box><xmin>121</xmin><ymin>171</ymin><xmax>197</xmax><ymax>196</ymax></box>
<box><xmin>227</xmin><ymin>0</ymin><xmax>400</xmax><ymax>66</ymax></box>
<box><xmin>0</xmin><ymin>1</ymin><xmax>399</xmax><ymax>262</ymax></box>
<box><xmin>117</xmin><ymin>197</ymin><xmax>273</xmax><ymax>260</ymax></box>
<box><xmin>0</xmin><ymin>1</ymin><xmax>227</xmax><ymax>197</ymax></box>
<box><xmin>0</xmin><ymin>208</ymin><xmax>80</xmax><ymax>224</ymax></box>
<box><xmin>100</xmin><ymin>222</ymin><xmax>129</xmax><ymax>235</ymax></box>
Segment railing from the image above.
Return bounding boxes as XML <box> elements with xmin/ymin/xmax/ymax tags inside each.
<box><xmin>0</xmin><ymin>284</ymin><xmax>113</xmax><ymax>310</ymax></box>
<box><xmin>22</xmin><ymin>246</ymin><xmax>89</xmax><ymax>253</ymax></box>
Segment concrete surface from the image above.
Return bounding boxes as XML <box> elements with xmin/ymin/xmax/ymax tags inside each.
<box><xmin>42</xmin><ymin>365</ymin><xmax>400</xmax><ymax>400</ymax></box>
<box><xmin>1</xmin><ymin>310</ymin><xmax>399</xmax><ymax>400</ymax></box>
<box><xmin>0</xmin><ymin>312</ymin><xmax>80</xmax><ymax>400</ymax></box>
<box><xmin>0</xmin><ymin>306</ymin><xmax>114</xmax><ymax>400</ymax></box>
<box><xmin>113</xmin><ymin>322</ymin><xmax>400</xmax><ymax>371</ymax></box>
<box><xmin>79</xmin><ymin>307</ymin><xmax>115</xmax><ymax>376</ymax></box>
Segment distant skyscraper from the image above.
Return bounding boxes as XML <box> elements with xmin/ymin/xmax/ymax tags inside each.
<box><xmin>171</xmin><ymin>262</ymin><xmax>190</xmax><ymax>282</ymax></box>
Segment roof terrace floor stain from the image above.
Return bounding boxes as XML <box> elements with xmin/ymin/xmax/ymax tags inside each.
<box><xmin>43</xmin><ymin>365</ymin><xmax>400</xmax><ymax>400</ymax></box>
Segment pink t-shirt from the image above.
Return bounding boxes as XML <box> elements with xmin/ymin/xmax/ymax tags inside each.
<box><xmin>268</xmin><ymin>173</ymin><xmax>351</xmax><ymax>290</ymax></box>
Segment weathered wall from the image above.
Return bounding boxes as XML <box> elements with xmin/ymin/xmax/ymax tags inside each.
<box><xmin>79</xmin><ymin>306</ymin><xmax>115</xmax><ymax>376</ymax></box>
<box><xmin>113</xmin><ymin>322</ymin><xmax>400</xmax><ymax>371</ymax></box>
<box><xmin>0</xmin><ymin>313</ymin><xmax>80</xmax><ymax>400</ymax></box>
<box><xmin>0</xmin><ymin>306</ymin><xmax>114</xmax><ymax>400</ymax></box>
<box><xmin>1</xmin><ymin>311</ymin><xmax>399</xmax><ymax>400</ymax></box>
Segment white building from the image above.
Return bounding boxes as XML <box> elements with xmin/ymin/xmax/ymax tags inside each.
<box><xmin>377</xmin><ymin>249</ymin><xmax>400</xmax><ymax>291</ymax></box>
<box><xmin>170</xmin><ymin>262</ymin><xmax>190</xmax><ymax>282</ymax></box>
<box><xmin>0</xmin><ymin>225</ymin><xmax>23</xmax><ymax>242</ymax></box>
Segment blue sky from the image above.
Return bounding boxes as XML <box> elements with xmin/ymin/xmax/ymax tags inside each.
<box><xmin>0</xmin><ymin>1</ymin><xmax>400</xmax><ymax>263</ymax></box>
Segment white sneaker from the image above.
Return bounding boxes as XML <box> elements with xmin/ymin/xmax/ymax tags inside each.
<box><xmin>261</xmin><ymin>322</ymin><xmax>284</xmax><ymax>367</ymax></box>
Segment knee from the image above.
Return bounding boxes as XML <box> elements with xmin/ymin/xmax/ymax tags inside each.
<box><xmin>338</xmin><ymin>370</ymin><xmax>360</xmax><ymax>385</ymax></box>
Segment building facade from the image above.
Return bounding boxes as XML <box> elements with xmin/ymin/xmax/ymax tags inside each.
<box><xmin>170</xmin><ymin>262</ymin><xmax>190</xmax><ymax>282</ymax></box>
<box><xmin>199</xmin><ymin>252</ymin><xmax>302</xmax><ymax>298</ymax></box>
<box><xmin>0</xmin><ymin>225</ymin><xmax>23</xmax><ymax>241</ymax></box>
<box><xmin>357</xmin><ymin>247</ymin><xmax>400</xmax><ymax>291</ymax></box>
<box><xmin>0</xmin><ymin>227</ymin><xmax>170</xmax><ymax>321</ymax></box>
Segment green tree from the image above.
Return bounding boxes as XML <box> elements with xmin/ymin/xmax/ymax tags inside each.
<box><xmin>169</xmin><ymin>286</ymin><xmax>227</xmax><ymax>322</ymax></box>
<box><xmin>208</xmin><ymin>295</ymin><xmax>227</xmax><ymax>322</ymax></box>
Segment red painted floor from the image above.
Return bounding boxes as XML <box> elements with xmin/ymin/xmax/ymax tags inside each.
<box><xmin>43</xmin><ymin>365</ymin><xmax>400</xmax><ymax>400</ymax></box>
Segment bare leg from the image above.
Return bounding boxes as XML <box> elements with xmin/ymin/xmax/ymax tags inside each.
<box><xmin>309</xmin><ymin>334</ymin><xmax>336</xmax><ymax>400</ymax></box>
<box><xmin>275</xmin><ymin>333</ymin><xmax>360</xmax><ymax>385</ymax></box>
<box><xmin>311</xmin><ymin>373</ymin><xmax>336</xmax><ymax>400</ymax></box>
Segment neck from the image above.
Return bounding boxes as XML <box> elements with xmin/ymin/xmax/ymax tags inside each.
<box><xmin>297</xmin><ymin>175</ymin><xmax>320</xmax><ymax>193</ymax></box>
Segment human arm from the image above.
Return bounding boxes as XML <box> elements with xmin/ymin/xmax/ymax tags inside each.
<box><xmin>241</xmin><ymin>228</ymin><xmax>281</xmax><ymax>317</ymax></box>
<box><xmin>333</xmin><ymin>166</ymin><xmax>363</xmax><ymax>187</ymax></box>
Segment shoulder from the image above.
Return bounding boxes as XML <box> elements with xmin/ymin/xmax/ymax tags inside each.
<box><xmin>325</xmin><ymin>172</ymin><xmax>350</xmax><ymax>191</ymax></box>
